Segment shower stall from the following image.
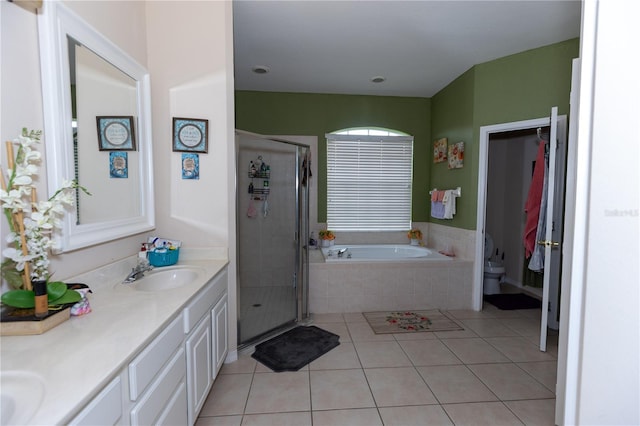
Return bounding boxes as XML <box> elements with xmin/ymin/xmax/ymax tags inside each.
<box><xmin>235</xmin><ymin>131</ymin><xmax>310</xmax><ymax>348</ymax></box>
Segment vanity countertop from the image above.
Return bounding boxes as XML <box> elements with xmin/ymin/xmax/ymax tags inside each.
<box><xmin>0</xmin><ymin>248</ymin><xmax>229</xmax><ymax>425</ymax></box>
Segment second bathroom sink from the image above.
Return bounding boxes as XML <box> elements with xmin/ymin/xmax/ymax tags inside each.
<box><xmin>129</xmin><ymin>266</ymin><xmax>205</xmax><ymax>292</ymax></box>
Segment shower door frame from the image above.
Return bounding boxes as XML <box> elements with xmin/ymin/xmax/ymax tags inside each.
<box><xmin>235</xmin><ymin>130</ymin><xmax>310</xmax><ymax>348</ymax></box>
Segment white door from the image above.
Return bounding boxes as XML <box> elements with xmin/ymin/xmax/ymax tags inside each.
<box><xmin>539</xmin><ymin>106</ymin><xmax>559</xmax><ymax>352</ymax></box>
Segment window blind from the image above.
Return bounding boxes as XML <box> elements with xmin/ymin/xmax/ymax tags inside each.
<box><xmin>326</xmin><ymin>134</ymin><xmax>413</xmax><ymax>231</ymax></box>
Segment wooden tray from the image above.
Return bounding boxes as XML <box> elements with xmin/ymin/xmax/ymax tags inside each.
<box><xmin>0</xmin><ymin>306</ymin><xmax>71</xmax><ymax>336</ymax></box>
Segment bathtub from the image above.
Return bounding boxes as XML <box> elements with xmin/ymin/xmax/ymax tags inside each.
<box><xmin>310</xmin><ymin>243</ymin><xmax>472</xmax><ymax>313</ymax></box>
<box><xmin>321</xmin><ymin>244</ymin><xmax>453</xmax><ymax>262</ymax></box>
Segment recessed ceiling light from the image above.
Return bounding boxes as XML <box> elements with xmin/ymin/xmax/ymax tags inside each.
<box><xmin>371</xmin><ymin>76</ymin><xmax>386</xmax><ymax>83</ymax></box>
<box><xmin>252</xmin><ymin>65</ymin><xmax>270</xmax><ymax>74</ymax></box>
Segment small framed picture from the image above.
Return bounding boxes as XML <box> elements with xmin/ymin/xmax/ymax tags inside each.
<box><xmin>433</xmin><ymin>137</ymin><xmax>447</xmax><ymax>163</ymax></box>
<box><xmin>96</xmin><ymin>116</ymin><xmax>136</xmax><ymax>151</ymax></box>
<box><xmin>182</xmin><ymin>153</ymin><xmax>199</xmax><ymax>179</ymax></box>
<box><xmin>173</xmin><ymin>117</ymin><xmax>208</xmax><ymax>153</ymax></box>
<box><xmin>109</xmin><ymin>152</ymin><xmax>128</xmax><ymax>178</ymax></box>
<box><xmin>448</xmin><ymin>141</ymin><xmax>464</xmax><ymax>169</ymax></box>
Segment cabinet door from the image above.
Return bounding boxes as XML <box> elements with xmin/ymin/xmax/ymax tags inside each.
<box><xmin>212</xmin><ymin>294</ymin><xmax>228</xmax><ymax>375</ymax></box>
<box><xmin>186</xmin><ymin>316</ymin><xmax>213</xmax><ymax>425</ymax></box>
<box><xmin>69</xmin><ymin>376</ymin><xmax>122</xmax><ymax>426</ymax></box>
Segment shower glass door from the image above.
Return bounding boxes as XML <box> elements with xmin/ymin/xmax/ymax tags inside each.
<box><xmin>236</xmin><ymin>133</ymin><xmax>309</xmax><ymax>346</ymax></box>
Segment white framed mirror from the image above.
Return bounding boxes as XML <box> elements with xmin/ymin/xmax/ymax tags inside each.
<box><xmin>38</xmin><ymin>1</ymin><xmax>154</xmax><ymax>252</ymax></box>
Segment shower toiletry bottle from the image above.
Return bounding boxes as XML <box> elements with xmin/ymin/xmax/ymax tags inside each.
<box><xmin>248</xmin><ymin>182</ymin><xmax>254</xmax><ymax>194</ymax></box>
<box><xmin>263</xmin><ymin>180</ymin><xmax>269</xmax><ymax>188</ymax></box>
<box><xmin>249</xmin><ymin>161</ymin><xmax>256</xmax><ymax>177</ymax></box>
<box><xmin>33</xmin><ymin>280</ymin><xmax>48</xmax><ymax>318</ymax></box>
<box><xmin>260</xmin><ymin>162</ymin><xmax>267</xmax><ymax>174</ymax></box>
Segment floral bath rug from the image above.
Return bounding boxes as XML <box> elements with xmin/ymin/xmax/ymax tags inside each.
<box><xmin>363</xmin><ymin>310</ymin><xmax>463</xmax><ymax>334</ymax></box>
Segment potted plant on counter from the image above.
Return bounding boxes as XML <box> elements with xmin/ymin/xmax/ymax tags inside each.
<box><xmin>407</xmin><ymin>229</ymin><xmax>422</xmax><ymax>246</ymax></box>
<box><xmin>0</xmin><ymin>128</ymin><xmax>89</xmax><ymax>333</ymax></box>
<box><xmin>318</xmin><ymin>230</ymin><xmax>335</xmax><ymax>248</ymax></box>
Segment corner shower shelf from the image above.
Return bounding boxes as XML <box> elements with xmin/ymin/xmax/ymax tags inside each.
<box><xmin>248</xmin><ymin>171</ymin><xmax>270</xmax><ymax>179</ymax></box>
<box><xmin>251</xmin><ymin>187</ymin><xmax>270</xmax><ymax>200</ymax></box>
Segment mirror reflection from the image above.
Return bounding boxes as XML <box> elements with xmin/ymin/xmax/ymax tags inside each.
<box><xmin>68</xmin><ymin>36</ymin><xmax>141</xmax><ymax>225</ymax></box>
<box><xmin>39</xmin><ymin>1</ymin><xmax>154</xmax><ymax>252</ymax></box>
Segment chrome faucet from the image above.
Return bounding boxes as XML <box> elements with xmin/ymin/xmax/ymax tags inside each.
<box><xmin>337</xmin><ymin>248</ymin><xmax>348</xmax><ymax>258</ymax></box>
<box><xmin>123</xmin><ymin>261</ymin><xmax>154</xmax><ymax>283</ymax></box>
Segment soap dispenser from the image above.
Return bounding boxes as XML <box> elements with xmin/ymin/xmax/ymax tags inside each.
<box><xmin>139</xmin><ymin>243</ymin><xmax>148</xmax><ymax>260</ymax></box>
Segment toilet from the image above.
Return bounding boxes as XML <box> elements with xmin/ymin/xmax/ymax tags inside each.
<box><xmin>483</xmin><ymin>233</ymin><xmax>505</xmax><ymax>295</ymax></box>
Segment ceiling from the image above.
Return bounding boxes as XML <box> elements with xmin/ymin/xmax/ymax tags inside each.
<box><xmin>233</xmin><ymin>0</ymin><xmax>582</xmax><ymax>98</ymax></box>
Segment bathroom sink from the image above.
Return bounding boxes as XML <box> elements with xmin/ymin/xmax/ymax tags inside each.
<box><xmin>0</xmin><ymin>371</ymin><xmax>45</xmax><ymax>425</ymax></box>
<box><xmin>129</xmin><ymin>266</ymin><xmax>204</xmax><ymax>292</ymax></box>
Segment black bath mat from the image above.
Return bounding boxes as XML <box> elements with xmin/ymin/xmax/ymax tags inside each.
<box><xmin>484</xmin><ymin>293</ymin><xmax>542</xmax><ymax>310</ymax></box>
<box><xmin>251</xmin><ymin>326</ymin><xmax>340</xmax><ymax>372</ymax></box>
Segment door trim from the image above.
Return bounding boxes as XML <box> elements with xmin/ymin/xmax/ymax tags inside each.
<box><xmin>474</xmin><ymin>115</ymin><xmax>567</xmax><ymax>312</ymax></box>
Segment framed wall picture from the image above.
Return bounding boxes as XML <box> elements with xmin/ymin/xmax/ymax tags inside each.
<box><xmin>96</xmin><ymin>116</ymin><xmax>136</xmax><ymax>151</ymax></box>
<box><xmin>173</xmin><ymin>117</ymin><xmax>208</xmax><ymax>153</ymax></box>
<box><xmin>448</xmin><ymin>141</ymin><xmax>464</xmax><ymax>169</ymax></box>
<box><xmin>433</xmin><ymin>137</ymin><xmax>447</xmax><ymax>163</ymax></box>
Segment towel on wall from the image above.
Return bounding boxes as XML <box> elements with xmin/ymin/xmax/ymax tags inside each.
<box><xmin>431</xmin><ymin>190</ymin><xmax>458</xmax><ymax>219</ymax></box>
<box><xmin>431</xmin><ymin>200</ymin><xmax>446</xmax><ymax>219</ymax></box>
<box><xmin>442</xmin><ymin>190</ymin><xmax>457</xmax><ymax>219</ymax></box>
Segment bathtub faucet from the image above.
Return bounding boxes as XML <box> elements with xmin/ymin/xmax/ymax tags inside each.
<box><xmin>337</xmin><ymin>247</ymin><xmax>348</xmax><ymax>258</ymax></box>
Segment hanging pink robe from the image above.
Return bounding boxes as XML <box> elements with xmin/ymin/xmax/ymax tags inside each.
<box><xmin>523</xmin><ymin>140</ymin><xmax>546</xmax><ymax>258</ymax></box>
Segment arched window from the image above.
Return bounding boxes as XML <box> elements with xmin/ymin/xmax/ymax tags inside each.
<box><xmin>326</xmin><ymin>127</ymin><xmax>414</xmax><ymax>231</ymax></box>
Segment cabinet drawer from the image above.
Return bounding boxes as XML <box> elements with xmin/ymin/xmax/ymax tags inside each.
<box><xmin>129</xmin><ymin>314</ymin><xmax>184</xmax><ymax>400</ymax></box>
<box><xmin>69</xmin><ymin>376</ymin><xmax>122</xmax><ymax>425</ymax></box>
<box><xmin>183</xmin><ymin>269</ymin><xmax>227</xmax><ymax>333</ymax></box>
<box><xmin>130</xmin><ymin>347</ymin><xmax>187</xmax><ymax>425</ymax></box>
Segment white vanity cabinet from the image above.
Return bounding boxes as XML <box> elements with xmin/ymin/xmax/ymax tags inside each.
<box><xmin>212</xmin><ymin>293</ymin><xmax>228</xmax><ymax>374</ymax></box>
<box><xmin>69</xmin><ymin>375</ymin><xmax>124</xmax><ymax>425</ymax></box>
<box><xmin>184</xmin><ymin>268</ymin><xmax>228</xmax><ymax>425</ymax></box>
<box><xmin>185</xmin><ymin>316</ymin><xmax>212</xmax><ymax>424</ymax></box>
<box><xmin>66</xmin><ymin>266</ymin><xmax>229</xmax><ymax>426</ymax></box>
<box><xmin>128</xmin><ymin>314</ymin><xmax>187</xmax><ymax>425</ymax></box>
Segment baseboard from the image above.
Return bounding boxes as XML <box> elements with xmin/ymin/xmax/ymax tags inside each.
<box><xmin>224</xmin><ymin>349</ymin><xmax>238</xmax><ymax>364</ymax></box>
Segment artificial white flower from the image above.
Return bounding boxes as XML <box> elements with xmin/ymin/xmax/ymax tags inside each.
<box><xmin>1</xmin><ymin>128</ymin><xmax>82</xmax><ymax>286</ymax></box>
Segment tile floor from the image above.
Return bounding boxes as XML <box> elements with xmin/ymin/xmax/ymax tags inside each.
<box><xmin>197</xmin><ymin>304</ymin><xmax>558</xmax><ymax>425</ymax></box>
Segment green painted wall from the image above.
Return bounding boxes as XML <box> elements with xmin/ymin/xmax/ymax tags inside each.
<box><xmin>235</xmin><ymin>92</ymin><xmax>432</xmax><ymax>222</ymax></box>
<box><xmin>430</xmin><ymin>68</ymin><xmax>476</xmax><ymax>229</ymax></box>
<box><xmin>234</xmin><ymin>38</ymin><xmax>579</xmax><ymax>229</ymax></box>
<box><xmin>430</xmin><ymin>38</ymin><xmax>579</xmax><ymax>230</ymax></box>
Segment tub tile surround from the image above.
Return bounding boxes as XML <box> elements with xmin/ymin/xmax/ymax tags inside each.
<box><xmin>0</xmin><ymin>248</ymin><xmax>228</xmax><ymax>425</ymax></box>
<box><xmin>309</xmin><ymin>224</ymin><xmax>476</xmax><ymax>313</ymax></box>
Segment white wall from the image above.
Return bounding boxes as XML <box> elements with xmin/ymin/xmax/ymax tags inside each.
<box><xmin>561</xmin><ymin>0</ymin><xmax>640</xmax><ymax>423</ymax></box>
<box><xmin>145</xmin><ymin>1</ymin><xmax>236</xmax><ymax>353</ymax></box>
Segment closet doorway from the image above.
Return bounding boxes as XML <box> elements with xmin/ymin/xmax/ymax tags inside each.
<box><xmin>475</xmin><ymin>111</ymin><xmax>567</xmax><ymax>347</ymax></box>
